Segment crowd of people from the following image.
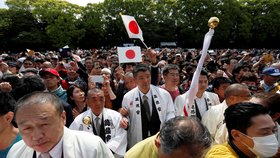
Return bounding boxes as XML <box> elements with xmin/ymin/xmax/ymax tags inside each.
<box><xmin>0</xmin><ymin>47</ymin><xmax>280</xmax><ymax>158</ymax></box>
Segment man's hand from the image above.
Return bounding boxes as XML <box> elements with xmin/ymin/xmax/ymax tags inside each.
<box><xmin>0</xmin><ymin>82</ymin><xmax>12</xmax><ymax>92</ymax></box>
<box><xmin>72</xmin><ymin>54</ymin><xmax>81</xmax><ymax>62</ymax></box>
<box><xmin>69</xmin><ymin>61</ymin><xmax>79</xmax><ymax>71</ymax></box>
<box><xmin>119</xmin><ymin>107</ymin><xmax>129</xmax><ymax>117</ymax></box>
<box><xmin>147</xmin><ymin>48</ymin><xmax>158</xmax><ymax>65</ymax></box>
<box><xmin>103</xmin><ymin>74</ymin><xmax>110</xmax><ymax>88</ymax></box>
<box><xmin>72</xmin><ymin>108</ymin><xmax>80</xmax><ymax>118</ymax></box>
<box><xmin>120</xmin><ymin>117</ymin><xmax>129</xmax><ymax>130</ymax></box>
<box><xmin>115</xmin><ymin>66</ymin><xmax>125</xmax><ymax>80</ymax></box>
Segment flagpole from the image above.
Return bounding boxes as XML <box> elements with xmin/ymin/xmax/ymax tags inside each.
<box><xmin>140</xmin><ymin>39</ymin><xmax>149</xmax><ymax>49</ymax></box>
<box><xmin>184</xmin><ymin>17</ymin><xmax>219</xmax><ymax>116</ymax></box>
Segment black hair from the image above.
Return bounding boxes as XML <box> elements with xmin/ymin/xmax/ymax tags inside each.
<box><xmin>162</xmin><ymin>64</ymin><xmax>180</xmax><ymax>76</ymax></box>
<box><xmin>240</xmin><ymin>72</ymin><xmax>258</xmax><ymax>83</ymax></box>
<box><xmin>67</xmin><ymin>83</ymin><xmax>86</xmax><ymax>109</ymax></box>
<box><xmin>121</xmin><ymin>63</ymin><xmax>136</xmax><ymax>71</ymax></box>
<box><xmin>1</xmin><ymin>74</ymin><xmax>22</xmax><ymax>89</ymax></box>
<box><xmin>12</xmin><ymin>75</ymin><xmax>46</xmax><ymax>101</ymax></box>
<box><xmin>23</xmin><ymin>56</ymin><xmax>34</xmax><ymax>63</ymax></box>
<box><xmin>132</xmin><ymin>64</ymin><xmax>151</xmax><ymax>77</ymax></box>
<box><xmin>232</xmin><ymin>63</ymin><xmax>250</xmax><ymax>80</ymax></box>
<box><xmin>206</xmin><ymin>60</ymin><xmax>218</xmax><ymax>73</ymax></box>
<box><xmin>85</xmin><ymin>56</ymin><xmax>92</xmax><ymax>61</ymax></box>
<box><xmin>262</xmin><ymin>93</ymin><xmax>280</xmax><ymax>117</ymax></box>
<box><xmin>0</xmin><ymin>92</ymin><xmax>16</xmax><ymax>116</ymax></box>
<box><xmin>225</xmin><ymin>102</ymin><xmax>268</xmax><ymax>140</ymax></box>
<box><xmin>212</xmin><ymin>77</ymin><xmax>232</xmax><ymax>90</ymax></box>
<box><xmin>0</xmin><ymin>92</ymin><xmax>17</xmax><ymax>127</ymax></box>
<box><xmin>188</xmin><ymin>69</ymin><xmax>208</xmax><ymax>81</ymax></box>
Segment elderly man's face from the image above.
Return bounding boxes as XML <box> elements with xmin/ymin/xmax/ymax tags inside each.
<box><xmin>85</xmin><ymin>59</ymin><xmax>93</xmax><ymax>71</ymax></box>
<box><xmin>86</xmin><ymin>91</ymin><xmax>105</xmax><ymax>116</ymax></box>
<box><xmin>124</xmin><ymin>76</ymin><xmax>136</xmax><ymax>91</ymax></box>
<box><xmin>16</xmin><ymin>103</ymin><xmax>65</xmax><ymax>153</ymax></box>
<box><xmin>263</xmin><ymin>75</ymin><xmax>280</xmax><ymax>86</ymax></box>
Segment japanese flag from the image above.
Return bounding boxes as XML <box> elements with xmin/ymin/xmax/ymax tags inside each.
<box><xmin>117</xmin><ymin>46</ymin><xmax>142</xmax><ymax>63</ymax></box>
<box><xmin>121</xmin><ymin>15</ymin><xmax>144</xmax><ymax>41</ymax></box>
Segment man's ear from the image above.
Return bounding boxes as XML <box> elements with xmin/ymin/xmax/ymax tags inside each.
<box><xmin>61</xmin><ymin>111</ymin><xmax>66</xmax><ymax>125</ymax></box>
<box><xmin>4</xmin><ymin>111</ymin><xmax>14</xmax><ymax>123</ymax></box>
<box><xmin>231</xmin><ymin>129</ymin><xmax>243</xmax><ymax>141</ymax></box>
<box><xmin>155</xmin><ymin>135</ymin><xmax>161</xmax><ymax>149</ymax></box>
<box><xmin>213</xmin><ymin>87</ymin><xmax>218</xmax><ymax>94</ymax></box>
<box><xmin>272</xmin><ymin>112</ymin><xmax>280</xmax><ymax>121</ymax></box>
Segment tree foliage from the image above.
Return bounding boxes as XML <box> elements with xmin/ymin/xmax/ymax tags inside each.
<box><xmin>1</xmin><ymin>0</ymin><xmax>280</xmax><ymax>51</ymax></box>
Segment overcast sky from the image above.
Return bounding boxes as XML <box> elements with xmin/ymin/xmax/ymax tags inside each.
<box><xmin>0</xmin><ymin>0</ymin><xmax>104</xmax><ymax>8</ymax></box>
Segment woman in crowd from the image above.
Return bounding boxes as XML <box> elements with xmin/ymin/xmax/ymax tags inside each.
<box><xmin>0</xmin><ymin>92</ymin><xmax>22</xmax><ymax>157</ymax></box>
<box><xmin>67</xmin><ymin>82</ymin><xmax>88</xmax><ymax>118</ymax></box>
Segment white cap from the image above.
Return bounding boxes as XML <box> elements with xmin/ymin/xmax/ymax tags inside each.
<box><xmin>101</xmin><ymin>68</ymin><xmax>111</xmax><ymax>74</ymax></box>
<box><xmin>18</xmin><ymin>57</ymin><xmax>26</xmax><ymax>63</ymax></box>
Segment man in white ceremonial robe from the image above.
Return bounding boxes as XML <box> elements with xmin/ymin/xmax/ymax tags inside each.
<box><xmin>175</xmin><ymin>70</ymin><xmax>220</xmax><ymax>119</ymax></box>
<box><xmin>121</xmin><ymin>64</ymin><xmax>175</xmax><ymax>149</ymax></box>
<box><xmin>70</xmin><ymin>88</ymin><xmax>127</xmax><ymax>157</ymax></box>
<box><xmin>7</xmin><ymin>92</ymin><xmax>114</xmax><ymax>158</ymax></box>
<box><xmin>202</xmin><ymin>84</ymin><xmax>251</xmax><ymax>144</ymax></box>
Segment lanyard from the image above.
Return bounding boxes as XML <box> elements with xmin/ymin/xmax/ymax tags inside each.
<box><xmin>185</xmin><ymin>98</ymin><xmax>209</xmax><ymax>119</ymax></box>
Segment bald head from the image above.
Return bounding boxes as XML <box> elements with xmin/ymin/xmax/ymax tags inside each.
<box><xmin>42</xmin><ymin>61</ymin><xmax>53</xmax><ymax>69</ymax></box>
<box><xmin>224</xmin><ymin>84</ymin><xmax>249</xmax><ymax>98</ymax></box>
<box><xmin>224</xmin><ymin>83</ymin><xmax>251</xmax><ymax>106</ymax></box>
<box><xmin>159</xmin><ymin>117</ymin><xmax>211</xmax><ymax>158</ymax></box>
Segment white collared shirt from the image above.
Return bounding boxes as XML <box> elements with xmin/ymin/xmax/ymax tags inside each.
<box><xmin>91</xmin><ymin>111</ymin><xmax>103</xmax><ymax>128</ymax></box>
<box><xmin>36</xmin><ymin>135</ymin><xmax>63</xmax><ymax>158</ymax></box>
<box><xmin>139</xmin><ymin>89</ymin><xmax>152</xmax><ymax>115</ymax></box>
<box><xmin>195</xmin><ymin>96</ymin><xmax>208</xmax><ymax>117</ymax></box>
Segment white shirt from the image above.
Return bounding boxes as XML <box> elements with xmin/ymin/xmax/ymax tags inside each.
<box><xmin>37</xmin><ymin>135</ymin><xmax>63</xmax><ymax>158</ymax></box>
<box><xmin>91</xmin><ymin>111</ymin><xmax>103</xmax><ymax>128</ymax></box>
<box><xmin>202</xmin><ymin>101</ymin><xmax>228</xmax><ymax>144</ymax></box>
<box><xmin>195</xmin><ymin>97</ymin><xmax>208</xmax><ymax>117</ymax></box>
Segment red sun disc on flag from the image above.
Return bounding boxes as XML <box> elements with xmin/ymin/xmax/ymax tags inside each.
<box><xmin>128</xmin><ymin>20</ymin><xmax>139</xmax><ymax>34</ymax></box>
<box><xmin>125</xmin><ymin>50</ymin><xmax>136</xmax><ymax>59</ymax></box>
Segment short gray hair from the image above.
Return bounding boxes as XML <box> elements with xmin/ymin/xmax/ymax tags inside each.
<box><xmin>160</xmin><ymin>116</ymin><xmax>211</xmax><ymax>157</ymax></box>
<box><xmin>15</xmin><ymin>92</ymin><xmax>64</xmax><ymax>120</ymax></box>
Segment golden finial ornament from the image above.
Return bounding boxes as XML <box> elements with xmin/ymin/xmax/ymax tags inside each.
<box><xmin>208</xmin><ymin>17</ymin><xmax>219</xmax><ymax>29</ymax></box>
